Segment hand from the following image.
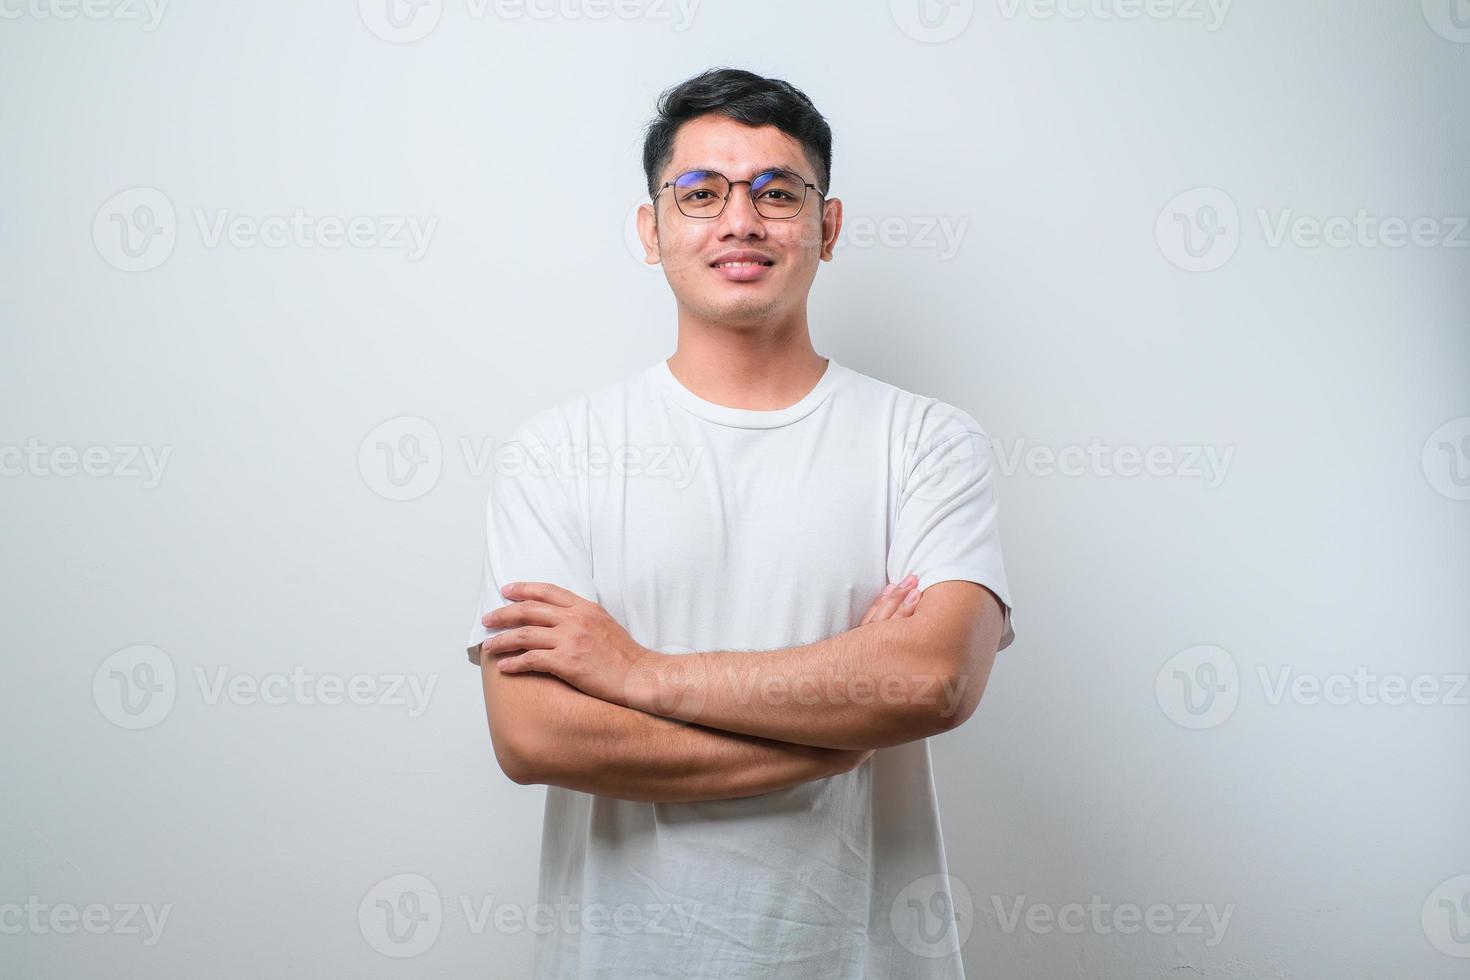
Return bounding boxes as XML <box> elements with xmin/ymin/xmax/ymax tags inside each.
<box><xmin>839</xmin><ymin>573</ymin><xmax>922</xmax><ymax>772</ymax></box>
<box><xmin>858</xmin><ymin>572</ymin><xmax>921</xmax><ymax>626</ymax></box>
<box><xmin>481</xmin><ymin>581</ymin><xmax>658</xmax><ymax>707</ymax></box>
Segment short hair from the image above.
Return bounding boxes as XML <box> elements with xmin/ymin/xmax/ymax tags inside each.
<box><xmin>641</xmin><ymin>67</ymin><xmax>833</xmax><ymax>201</ymax></box>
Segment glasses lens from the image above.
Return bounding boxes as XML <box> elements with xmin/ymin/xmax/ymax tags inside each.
<box><xmin>672</xmin><ymin>171</ymin><xmax>730</xmax><ymax>216</ymax></box>
<box><xmin>750</xmin><ymin>171</ymin><xmax>806</xmax><ymax>218</ymax></box>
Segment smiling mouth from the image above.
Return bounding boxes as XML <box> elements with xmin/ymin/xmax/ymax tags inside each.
<box><xmin>711</xmin><ymin>260</ymin><xmax>775</xmax><ymax>268</ymax></box>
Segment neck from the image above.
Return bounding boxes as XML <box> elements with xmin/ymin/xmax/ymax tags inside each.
<box><xmin>666</xmin><ymin>308</ymin><xmax>827</xmax><ymax>411</ymax></box>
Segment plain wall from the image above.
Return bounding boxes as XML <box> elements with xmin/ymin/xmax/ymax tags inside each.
<box><xmin>3</xmin><ymin>1</ymin><xmax>1468</xmax><ymax>976</ymax></box>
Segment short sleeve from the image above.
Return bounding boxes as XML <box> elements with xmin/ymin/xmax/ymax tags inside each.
<box><xmin>887</xmin><ymin>403</ymin><xmax>1016</xmax><ymax>651</ymax></box>
<box><xmin>464</xmin><ymin>420</ymin><xmax>597</xmax><ymax>665</ymax></box>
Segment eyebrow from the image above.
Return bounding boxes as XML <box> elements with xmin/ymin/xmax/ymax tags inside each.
<box><xmin>673</xmin><ymin>164</ymin><xmax>804</xmax><ymax>180</ymax></box>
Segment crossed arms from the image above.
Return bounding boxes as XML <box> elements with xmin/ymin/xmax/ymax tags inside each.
<box><xmin>475</xmin><ymin>576</ymin><xmax>1007</xmax><ymax>803</ymax></box>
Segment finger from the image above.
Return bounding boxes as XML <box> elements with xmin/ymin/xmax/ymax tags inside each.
<box><xmin>482</xmin><ymin>600</ymin><xmax>560</xmax><ymax>630</ymax></box>
<box><xmin>873</xmin><ymin>585</ymin><xmax>913</xmax><ymax>621</ymax></box>
<box><xmin>860</xmin><ymin>583</ymin><xmax>904</xmax><ymax>626</ymax></box>
<box><xmin>495</xmin><ymin>650</ymin><xmax>545</xmax><ymax>674</ymax></box>
<box><xmin>861</xmin><ymin>582</ymin><xmax>901</xmax><ymax>626</ymax></box>
<box><xmin>480</xmin><ymin>626</ymin><xmax>558</xmax><ymax>657</ymax></box>
<box><xmin>500</xmin><ymin>581</ymin><xmax>580</xmax><ymax>607</ymax></box>
<box><xmin>870</xmin><ymin>573</ymin><xmax>918</xmax><ymax>622</ymax></box>
<box><xmin>894</xmin><ymin>588</ymin><xmax>921</xmax><ymax>618</ymax></box>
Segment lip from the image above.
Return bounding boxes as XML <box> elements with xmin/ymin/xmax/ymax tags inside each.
<box><xmin>709</xmin><ymin>250</ymin><xmax>775</xmax><ymax>282</ymax></box>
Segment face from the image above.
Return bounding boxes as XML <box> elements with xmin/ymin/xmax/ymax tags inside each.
<box><xmin>636</xmin><ymin>113</ymin><xmax>842</xmax><ymax>330</ymax></box>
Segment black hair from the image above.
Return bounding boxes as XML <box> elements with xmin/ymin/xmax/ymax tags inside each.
<box><xmin>641</xmin><ymin>67</ymin><xmax>833</xmax><ymax>201</ymax></box>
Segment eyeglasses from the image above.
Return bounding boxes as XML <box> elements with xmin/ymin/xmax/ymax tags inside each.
<box><xmin>653</xmin><ymin>168</ymin><xmax>825</xmax><ymax>219</ymax></box>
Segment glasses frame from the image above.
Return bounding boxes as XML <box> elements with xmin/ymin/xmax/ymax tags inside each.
<box><xmin>653</xmin><ymin>168</ymin><xmax>827</xmax><ymax>220</ymax></box>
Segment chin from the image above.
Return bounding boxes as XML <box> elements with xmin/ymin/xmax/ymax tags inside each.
<box><xmin>714</xmin><ymin>297</ymin><xmax>784</xmax><ymax>325</ymax></box>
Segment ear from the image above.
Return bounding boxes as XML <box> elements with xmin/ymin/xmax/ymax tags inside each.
<box><xmin>635</xmin><ymin>201</ymin><xmax>661</xmax><ymax>265</ymax></box>
<box><xmin>818</xmin><ymin>196</ymin><xmax>842</xmax><ymax>262</ymax></box>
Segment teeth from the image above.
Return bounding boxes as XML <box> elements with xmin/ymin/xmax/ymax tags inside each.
<box><xmin>716</xmin><ymin>261</ymin><xmax>767</xmax><ymax>268</ymax></box>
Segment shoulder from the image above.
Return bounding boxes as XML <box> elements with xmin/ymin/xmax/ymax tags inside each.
<box><xmin>836</xmin><ymin>362</ymin><xmax>990</xmax><ymax>443</ymax></box>
<box><xmin>501</xmin><ymin>363</ymin><xmax>652</xmax><ymax>453</ymax></box>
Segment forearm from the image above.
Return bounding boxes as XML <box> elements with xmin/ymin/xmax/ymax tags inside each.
<box><xmin>485</xmin><ymin>665</ymin><xmax>862</xmax><ymax>803</ymax></box>
<box><xmin>630</xmin><ymin>618</ymin><xmax>964</xmax><ymax>751</ymax></box>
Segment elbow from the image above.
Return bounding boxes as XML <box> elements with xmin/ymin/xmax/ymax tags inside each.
<box><xmin>491</xmin><ymin>730</ymin><xmax>546</xmax><ymax>786</ymax></box>
<box><xmin>916</xmin><ymin>660</ymin><xmax>986</xmax><ymax>737</ymax></box>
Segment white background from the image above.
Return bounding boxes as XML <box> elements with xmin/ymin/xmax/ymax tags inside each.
<box><xmin>3</xmin><ymin>1</ymin><xmax>1468</xmax><ymax>976</ymax></box>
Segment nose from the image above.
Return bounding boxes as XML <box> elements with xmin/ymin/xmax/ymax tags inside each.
<box><xmin>714</xmin><ymin>181</ymin><xmax>767</xmax><ymax>239</ymax></box>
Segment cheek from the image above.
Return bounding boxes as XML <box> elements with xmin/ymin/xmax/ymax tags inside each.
<box><xmin>664</xmin><ymin>226</ymin><xmax>712</xmax><ymax>277</ymax></box>
<box><xmin>772</xmin><ymin>220</ymin><xmax>826</xmax><ymax>260</ymax></box>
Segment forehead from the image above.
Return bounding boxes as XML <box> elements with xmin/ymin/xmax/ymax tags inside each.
<box><xmin>664</xmin><ymin>113</ymin><xmax>816</xmax><ymax>180</ymax></box>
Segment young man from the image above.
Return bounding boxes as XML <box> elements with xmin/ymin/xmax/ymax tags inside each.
<box><xmin>465</xmin><ymin>67</ymin><xmax>1015</xmax><ymax>979</ymax></box>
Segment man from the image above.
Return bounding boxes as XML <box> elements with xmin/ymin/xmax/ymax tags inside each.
<box><xmin>465</xmin><ymin>66</ymin><xmax>1015</xmax><ymax>979</ymax></box>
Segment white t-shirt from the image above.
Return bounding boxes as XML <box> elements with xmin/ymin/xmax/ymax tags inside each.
<box><xmin>465</xmin><ymin>356</ymin><xmax>1015</xmax><ymax>979</ymax></box>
